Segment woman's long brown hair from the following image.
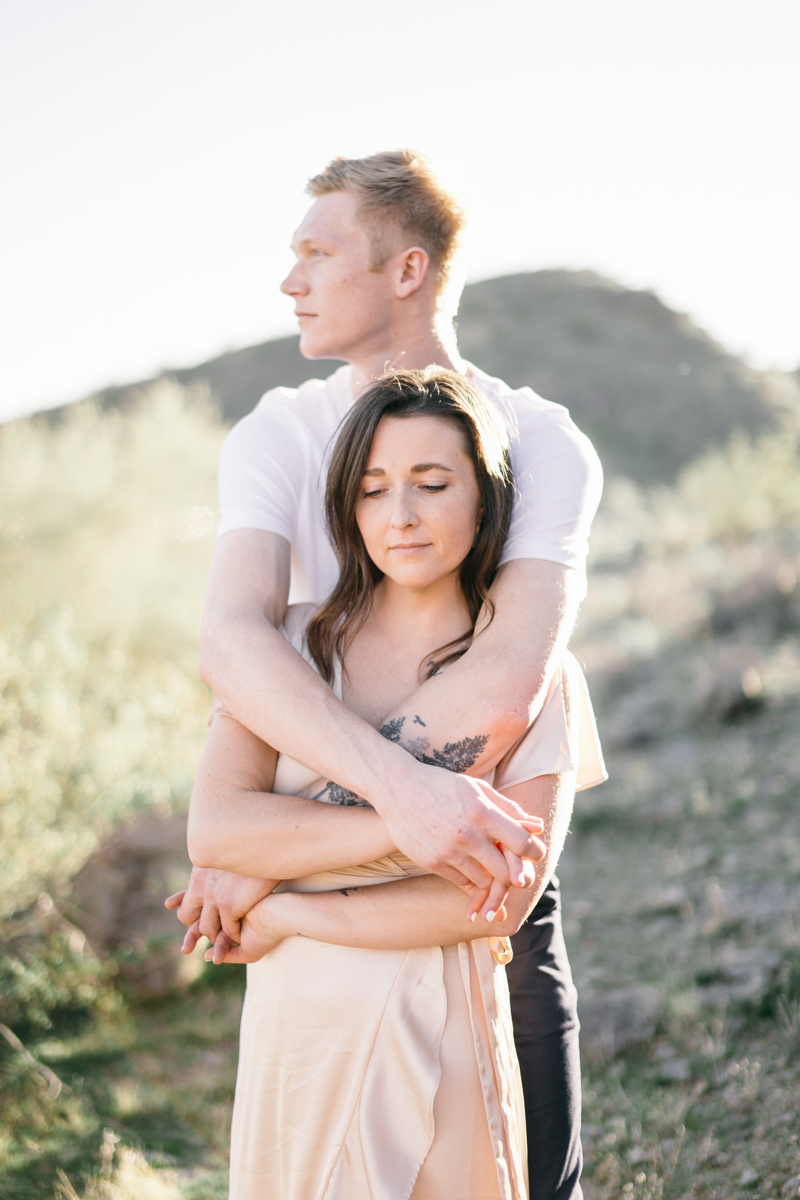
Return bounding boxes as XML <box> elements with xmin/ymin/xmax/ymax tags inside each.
<box><xmin>306</xmin><ymin>369</ymin><xmax>514</xmax><ymax>685</ymax></box>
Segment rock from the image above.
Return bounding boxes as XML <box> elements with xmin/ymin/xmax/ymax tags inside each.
<box><xmin>64</xmin><ymin>811</ymin><xmax>199</xmax><ymax>996</ymax></box>
<box><xmin>699</xmin><ymin>946</ymin><xmax>782</xmax><ymax>1006</ymax></box>
<box><xmin>642</xmin><ymin>885</ymin><xmax>692</xmax><ymax>916</ymax></box>
<box><xmin>696</xmin><ymin>649</ymin><xmax>764</xmax><ymax>724</ymax></box>
<box><xmin>739</xmin><ymin>1166</ymin><xmax>759</xmax><ymax>1186</ymax></box>
<box><xmin>606</xmin><ymin>686</ymin><xmax>667</xmax><ymax>749</ymax></box>
<box><xmin>579</xmin><ymin>986</ymin><xmax>661</xmax><ymax>1061</ymax></box>
<box><xmin>657</xmin><ymin>1057</ymin><xmax>691</xmax><ymax>1082</ymax></box>
<box><xmin>781</xmin><ymin>1175</ymin><xmax>800</xmax><ymax>1197</ymax></box>
<box><xmin>719</xmin><ymin>945</ymin><xmax>781</xmax><ymax>981</ymax></box>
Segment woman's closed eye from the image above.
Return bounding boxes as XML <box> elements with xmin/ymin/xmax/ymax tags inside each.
<box><xmin>362</xmin><ymin>482</ymin><xmax>448</xmax><ymax>499</ymax></box>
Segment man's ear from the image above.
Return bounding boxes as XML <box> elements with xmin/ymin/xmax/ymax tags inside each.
<box><xmin>394</xmin><ymin>246</ymin><xmax>431</xmax><ymax>299</ymax></box>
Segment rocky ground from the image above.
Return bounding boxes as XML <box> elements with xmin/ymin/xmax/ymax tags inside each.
<box><xmin>563</xmin><ymin>693</ymin><xmax>800</xmax><ymax>1198</ymax></box>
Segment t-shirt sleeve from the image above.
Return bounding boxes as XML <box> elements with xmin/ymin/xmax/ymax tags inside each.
<box><xmin>216</xmin><ymin>390</ymin><xmax>304</xmax><ymax>543</ymax></box>
<box><xmin>500</xmin><ymin>401</ymin><xmax>604</xmax><ymax>594</ymax></box>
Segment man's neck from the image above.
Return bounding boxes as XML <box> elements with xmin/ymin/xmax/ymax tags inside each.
<box><xmin>348</xmin><ymin>312</ymin><xmax>466</xmax><ymax>398</ymax></box>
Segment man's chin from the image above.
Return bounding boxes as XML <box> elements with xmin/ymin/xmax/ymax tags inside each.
<box><xmin>298</xmin><ymin>332</ymin><xmax>346</xmax><ymax>363</ymax></box>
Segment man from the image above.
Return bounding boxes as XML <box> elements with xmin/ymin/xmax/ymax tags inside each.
<box><xmin>179</xmin><ymin>150</ymin><xmax>603</xmax><ymax>1198</ymax></box>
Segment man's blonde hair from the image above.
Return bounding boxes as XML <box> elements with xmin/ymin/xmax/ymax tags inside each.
<box><xmin>307</xmin><ymin>150</ymin><xmax>465</xmax><ymax>303</ymax></box>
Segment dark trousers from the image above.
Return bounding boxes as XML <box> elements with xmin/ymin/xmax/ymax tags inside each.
<box><xmin>507</xmin><ymin>876</ymin><xmax>583</xmax><ymax>1200</ymax></box>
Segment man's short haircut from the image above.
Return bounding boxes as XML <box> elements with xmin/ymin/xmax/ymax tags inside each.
<box><xmin>306</xmin><ymin>150</ymin><xmax>465</xmax><ymax>304</ymax></box>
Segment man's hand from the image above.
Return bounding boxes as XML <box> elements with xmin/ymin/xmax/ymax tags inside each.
<box><xmin>165</xmin><ymin>867</ymin><xmax>279</xmax><ymax>955</ymax></box>
<box><xmin>377</xmin><ymin>763</ymin><xmax>546</xmax><ymax>919</ymax></box>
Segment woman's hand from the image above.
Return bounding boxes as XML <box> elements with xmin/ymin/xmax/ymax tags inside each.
<box><xmin>166</xmin><ymin>867</ymin><xmax>280</xmax><ymax>954</ymax></box>
<box><xmin>204</xmin><ymin>894</ymin><xmax>293</xmax><ymax>965</ymax></box>
<box><xmin>464</xmin><ymin>817</ymin><xmax>545</xmax><ymax>922</ymax></box>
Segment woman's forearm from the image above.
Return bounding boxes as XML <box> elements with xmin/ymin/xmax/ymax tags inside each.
<box><xmin>268</xmin><ymin>873</ymin><xmax>535</xmax><ymax>950</ymax></box>
<box><xmin>241</xmin><ymin>772</ymin><xmax>573</xmax><ymax>954</ymax></box>
<box><xmin>188</xmin><ymin>787</ymin><xmax>397</xmax><ymax>878</ymax></box>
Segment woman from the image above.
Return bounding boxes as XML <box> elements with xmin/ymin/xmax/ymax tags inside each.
<box><xmin>186</xmin><ymin>370</ymin><xmax>605</xmax><ymax>1200</ymax></box>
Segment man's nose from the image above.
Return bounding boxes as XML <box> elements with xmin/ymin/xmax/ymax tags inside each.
<box><xmin>280</xmin><ymin>263</ymin><xmax>307</xmax><ymax>296</ymax></box>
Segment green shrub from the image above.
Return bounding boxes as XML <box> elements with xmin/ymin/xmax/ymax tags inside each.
<box><xmin>0</xmin><ymin>384</ymin><xmax>223</xmax><ymax>919</ymax></box>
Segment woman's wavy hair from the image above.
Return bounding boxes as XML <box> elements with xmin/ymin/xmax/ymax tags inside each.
<box><xmin>306</xmin><ymin>368</ymin><xmax>514</xmax><ymax>685</ymax></box>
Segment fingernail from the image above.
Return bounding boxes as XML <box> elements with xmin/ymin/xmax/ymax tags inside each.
<box><xmin>517</xmin><ymin>871</ymin><xmax>527</xmax><ymax>885</ymax></box>
<box><xmin>485</xmin><ymin>910</ymin><xmax>496</xmax><ymax>922</ymax></box>
<box><xmin>470</xmin><ymin>912</ymin><xmax>477</xmax><ymax>923</ymax></box>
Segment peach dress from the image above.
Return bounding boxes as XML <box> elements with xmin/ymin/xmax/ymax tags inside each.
<box><xmin>227</xmin><ymin>606</ymin><xmax>606</xmax><ymax>1200</ymax></box>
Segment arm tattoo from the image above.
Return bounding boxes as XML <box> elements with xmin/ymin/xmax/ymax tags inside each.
<box><xmin>310</xmin><ymin>781</ymin><xmax>371</xmax><ymax>807</ymax></box>
<box><xmin>378</xmin><ymin>716</ymin><xmax>405</xmax><ymax>743</ymax></box>
<box><xmin>380</xmin><ymin>715</ymin><xmax>488</xmax><ymax>773</ymax></box>
<box><xmin>311</xmin><ymin>716</ymin><xmax>489</xmax><ymax>810</ymax></box>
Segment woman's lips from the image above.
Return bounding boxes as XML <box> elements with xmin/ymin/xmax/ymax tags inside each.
<box><xmin>389</xmin><ymin>543</ymin><xmax>431</xmax><ymax>552</ymax></box>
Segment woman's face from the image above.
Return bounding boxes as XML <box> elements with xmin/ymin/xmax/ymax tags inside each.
<box><xmin>355</xmin><ymin>414</ymin><xmax>482</xmax><ymax>593</ymax></box>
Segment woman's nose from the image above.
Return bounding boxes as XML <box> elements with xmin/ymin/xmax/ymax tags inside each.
<box><xmin>390</xmin><ymin>492</ymin><xmax>419</xmax><ymax>530</ymax></box>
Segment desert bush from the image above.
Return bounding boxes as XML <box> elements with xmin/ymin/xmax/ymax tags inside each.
<box><xmin>0</xmin><ymin>384</ymin><xmax>223</xmax><ymax>920</ymax></box>
<box><xmin>577</xmin><ymin>425</ymin><xmax>800</xmax><ymax>663</ymax></box>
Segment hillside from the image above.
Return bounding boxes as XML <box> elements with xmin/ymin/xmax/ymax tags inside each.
<box><xmin>91</xmin><ymin>270</ymin><xmax>779</xmax><ymax>484</ymax></box>
<box><xmin>457</xmin><ymin>272</ymin><xmax>776</xmax><ymax>481</ymax></box>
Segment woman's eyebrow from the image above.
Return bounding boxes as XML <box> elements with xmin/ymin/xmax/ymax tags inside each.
<box><xmin>361</xmin><ymin>463</ymin><xmax>454</xmax><ymax>477</ymax></box>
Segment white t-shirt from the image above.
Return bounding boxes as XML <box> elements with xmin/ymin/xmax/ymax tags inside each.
<box><xmin>217</xmin><ymin>362</ymin><xmax>603</xmax><ymax>604</ymax></box>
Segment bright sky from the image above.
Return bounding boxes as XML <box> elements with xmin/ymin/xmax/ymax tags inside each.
<box><xmin>1</xmin><ymin>0</ymin><xmax>798</xmax><ymax>422</ymax></box>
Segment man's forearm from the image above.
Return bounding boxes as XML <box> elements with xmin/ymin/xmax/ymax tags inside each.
<box><xmin>203</xmin><ymin>609</ymin><xmax>429</xmax><ymax>804</ymax></box>
<box><xmin>200</xmin><ymin>528</ymin><xmax>409</xmax><ymax>803</ymax></box>
<box><xmin>378</xmin><ymin>559</ymin><xmax>581</xmax><ymax>776</ymax></box>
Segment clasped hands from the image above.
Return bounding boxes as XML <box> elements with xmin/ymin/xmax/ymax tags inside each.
<box><xmin>165</xmin><ymin>868</ymin><xmax>276</xmax><ymax>966</ymax></box>
<box><xmin>166</xmin><ymin>807</ymin><xmax>546</xmax><ymax>968</ymax></box>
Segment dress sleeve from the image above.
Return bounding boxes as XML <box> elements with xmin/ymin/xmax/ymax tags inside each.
<box><xmin>216</xmin><ymin>390</ymin><xmax>304</xmax><ymax>542</ymax></box>
<box><xmin>500</xmin><ymin>402</ymin><xmax>604</xmax><ymax>598</ymax></box>
<box><xmin>490</xmin><ymin>652</ymin><xmax>607</xmax><ymax>793</ymax></box>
